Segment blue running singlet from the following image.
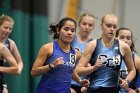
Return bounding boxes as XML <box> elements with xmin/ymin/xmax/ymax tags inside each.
<box><xmin>36</xmin><ymin>41</ymin><xmax>77</xmax><ymax>93</ymax></box>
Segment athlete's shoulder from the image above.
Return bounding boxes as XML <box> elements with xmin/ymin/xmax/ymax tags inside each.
<box><xmin>7</xmin><ymin>38</ymin><xmax>14</xmax><ymax>44</ymax></box>
<box><xmin>7</xmin><ymin>38</ymin><xmax>17</xmax><ymax>49</ymax></box>
<box><xmin>86</xmin><ymin>39</ymin><xmax>97</xmax><ymax>50</ymax></box>
<box><xmin>41</xmin><ymin>42</ymin><xmax>53</xmax><ymax>50</ymax></box>
<box><xmin>134</xmin><ymin>54</ymin><xmax>140</xmax><ymax>69</ymax></box>
<box><xmin>38</xmin><ymin>42</ymin><xmax>54</xmax><ymax>57</ymax></box>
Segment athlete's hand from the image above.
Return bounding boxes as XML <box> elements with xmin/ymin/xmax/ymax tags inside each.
<box><xmin>52</xmin><ymin>57</ymin><xmax>64</xmax><ymax>68</ymax></box>
<box><xmin>127</xmin><ymin>88</ymin><xmax>137</xmax><ymax>93</ymax></box>
<box><xmin>119</xmin><ymin>78</ymin><xmax>130</xmax><ymax>91</ymax></box>
<box><xmin>94</xmin><ymin>56</ymin><xmax>103</xmax><ymax>70</ymax></box>
<box><xmin>79</xmin><ymin>79</ymin><xmax>90</xmax><ymax>88</ymax></box>
<box><xmin>81</xmin><ymin>86</ymin><xmax>88</xmax><ymax>93</ymax></box>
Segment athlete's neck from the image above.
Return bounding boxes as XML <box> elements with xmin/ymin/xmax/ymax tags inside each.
<box><xmin>101</xmin><ymin>37</ymin><xmax>114</xmax><ymax>48</ymax></box>
<box><xmin>57</xmin><ymin>40</ymin><xmax>71</xmax><ymax>53</ymax></box>
<box><xmin>0</xmin><ymin>37</ymin><xmax>6</xmax><ymax>44</ymax></box>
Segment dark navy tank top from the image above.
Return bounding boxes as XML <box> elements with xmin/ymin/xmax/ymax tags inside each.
<box><xmin>89</xmin><ymin>38</ymin><xmax>122</xmax><ymax>89</ymax></box>
<box><xmin>120</xmin><ymin>52</ymin><xmax>138</xmax><ymax>93</ymax></box>
<box><xmin>0</xmin><ymin>38</ymin><xmax>10</xmax><ymax>92</ymax></box>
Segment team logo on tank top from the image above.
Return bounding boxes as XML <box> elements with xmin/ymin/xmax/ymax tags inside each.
<box><xmin>98</xmin><ymin>54</ymin><xmax>121</xmax><ymax>68</ymax></box>
<box><xmin>120</xmin><ymin>63</ymin><xmax>128</xmax><ymax>79</ymax></box>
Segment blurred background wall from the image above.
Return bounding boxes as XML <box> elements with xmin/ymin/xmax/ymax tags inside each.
<box><xmin>49</xmin><ymin>0</ymin><xmax>140</xmax><ymax>55</ymax></box>
<box><xmin>0</xmin><ymin>0</ymin><xmax>140</xmax><ymax>93</ymax></box>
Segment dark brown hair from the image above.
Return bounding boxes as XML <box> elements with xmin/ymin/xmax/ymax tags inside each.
<box><xmin>116</xmin><ymin>27</ymin><xmax>136</xmax><ymax>52</ymax></box>
<box><xmin>49</xmin><ymin>17</ymin><xmax>76</xmax><ymax>39</ymax></box>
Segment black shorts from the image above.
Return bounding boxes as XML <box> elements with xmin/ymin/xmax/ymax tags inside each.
<box><xmin>0</xmin><ymin>81</ymin><xmax>3</xmax><ymax>93</ymax></box>
<box><xmin>71</xmin><ymin>85</ymin><xmax>82</xmax><ymax>93</ymax></box>
<box><xmin>87</xmin><ymin>87</ymin><xmax>120</xmax><ymax>93</ymax></box>
<box><xmin>0</xmin><ymin>76</ymin><xmax>7</xmax><ymax>92</ymax></box>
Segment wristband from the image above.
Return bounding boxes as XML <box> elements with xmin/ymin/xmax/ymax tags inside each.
<box><xmin>49</xmin><ymin>63</ymin><xmax>54</xmax><ymax>69</ymax></box>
